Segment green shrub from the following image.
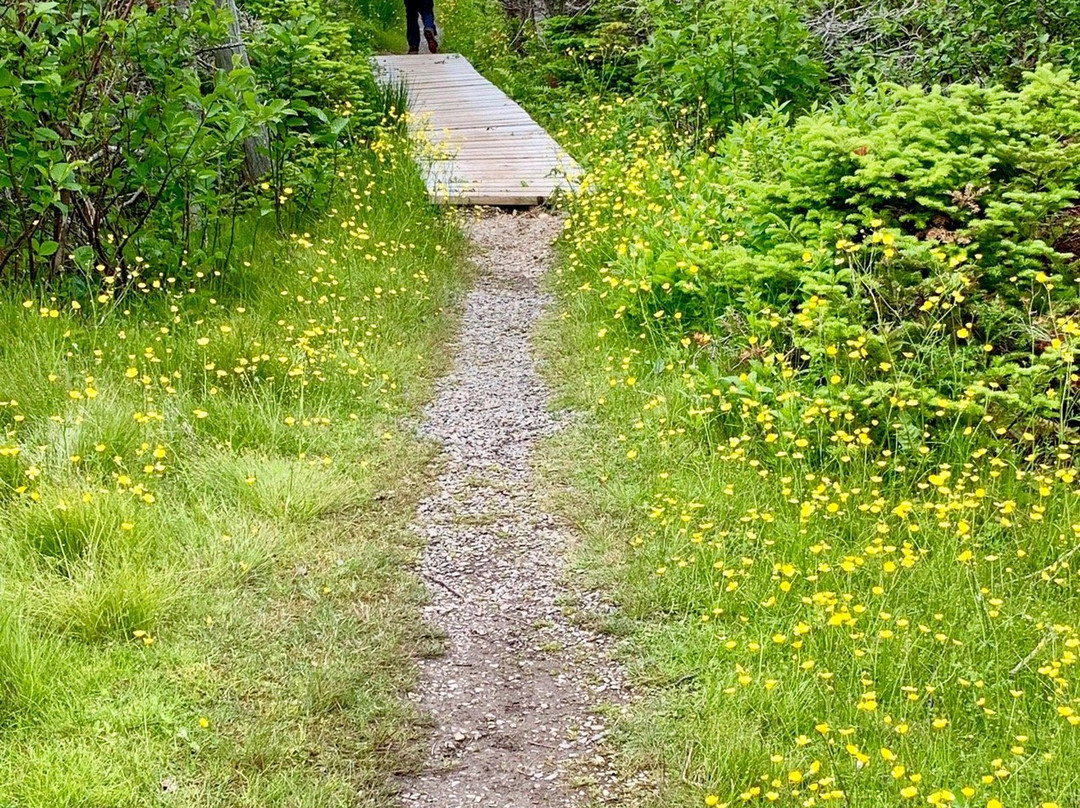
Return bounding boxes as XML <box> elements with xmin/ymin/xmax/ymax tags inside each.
<box><xmin>568</xmin><ymin>65</ymin><xmax>1080</xmax><ymax>459</ymax></box>
<box><xmin>0</xmin><ymin>0</ymin><xmax>285</xmax><ymax>284</ymax></box>
<box><xmin>536</xmin><ymin>13</ymin><xmax>640</xmax><ymax>95</ymax></box>
<box><xmin>0</xmin><ymin>0</ymin><xmax>388</xmax><ymax>286</ymax></box>
<box><xmin>636</xmin><ymin>0</ymin><xmax>826</xmax><ymax>137</ymax></box>
<box><xmin>247</xmin><ymin>0</ymin><xmax>381</xmax><ymax>133</ymax></box>
<box><xmin>734</xmin><ymin>67</ymin><xmax>1080</xmax><ymax>299</ymax></box>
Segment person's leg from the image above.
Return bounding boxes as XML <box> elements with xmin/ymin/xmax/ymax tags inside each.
<box><xmin>419</xmin><ymin>0</ymin><xmax>437</xmax><ymax>52</ymax></box>
<box><xmin>418</xmin><ymin>0</ymin><xmax>435</xmax><ymax>32</ymax></box>
<box><xmin>404</xmin><ymin>0</ymin><xmax>421</xmax><ymax>52</ymax></box>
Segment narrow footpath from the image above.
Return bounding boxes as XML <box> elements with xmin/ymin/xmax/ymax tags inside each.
<box><xmin>399</xmin><ymin>211</ymin><xmax>627</xmax><ymax>807</ymax></box>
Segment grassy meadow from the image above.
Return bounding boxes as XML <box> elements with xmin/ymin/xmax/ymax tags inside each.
<box><xmin>5</xmin><ymin>0</ymin><xmax>1080</xmax><ymax>806</ymax></box>
<box><xmin>531</xmin><ymin>70</ymin><xmax>1080</xmax><ymax>808</ymax></box>
<box><xmin>0</xmin><ymin>138</ymin><xmax>464</xmax><ymax>806</ymax></box>
<box><xmin>543</xmin><ymin>283</ymin><xmax>1080</xmax><ymax>807</ymax></box>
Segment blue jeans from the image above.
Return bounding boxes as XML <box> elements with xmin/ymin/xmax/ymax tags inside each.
<box><xmin>405</xmin><ymin>0</ymin><xmax>436</xmax><ymax>52</ymax></box>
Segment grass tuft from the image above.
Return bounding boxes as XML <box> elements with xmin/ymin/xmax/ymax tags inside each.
<box><xmin>0</xmin><ymin>605</ymin><xmax>59</xmax><ymax>726</ymax></box>
<box><xmin>187</xmin><ymin>452</ymin><xmax>357</xmax><ymax>524</ymax></box>
<box><xmin>33</xmin><ymin>559</ymin><xmax>175</xmax><ymax>642</ymax></box>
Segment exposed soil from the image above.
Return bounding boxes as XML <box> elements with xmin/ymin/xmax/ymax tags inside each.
<box><xmin>398</xmin><ymin>209</ymin><xmax>629</xmax><ymax>807</ymax></box>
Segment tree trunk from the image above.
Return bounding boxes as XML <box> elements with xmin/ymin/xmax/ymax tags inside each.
<box><xmin>212</xmin><ymin>0</ymin><xmax>271</xmax><ymax>183</ymax></box>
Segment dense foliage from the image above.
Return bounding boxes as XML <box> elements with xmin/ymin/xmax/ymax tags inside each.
<box><xmin>496</xmin><ymin>0</ymin><xmax>1080</xmax><ymax>138</ymax></box>
<box><xmin>594</xmin><ymin>67</ymin><xmax>1080</xmax><ymax>445</ymax></box>
<box><xmin>803</xmin><ymin>0</ymin><xmax>1080</xmax><ymax>88</ymax></box>
<box><xmin>0</xmin><ymin>0</ymin><xmax>384</xmax><ymax>286</ymax></box>
<box><xmin>636</xmin><ymin>0</ymin><xmax>825</xmax><ymax>135</ymax></box>
<box><xmin>1</xmin><ymin>1</ymin><xmax>271</xmax><ymax>283</ymax></box>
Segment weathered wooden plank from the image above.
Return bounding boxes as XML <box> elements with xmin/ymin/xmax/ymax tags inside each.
<box><xmin>427</xmin><ymin>161</ymin><xmax>576</xmax><ymax>173</ymax></box>
<box><xmin>425</xmin><ymin>158</ymin><xmax>570</xmax><ymax>170</ymax></box>
<box><xmin>431</xmin><ymin>181</ymin><xmax>570</xmax><ymax>190</ymax></box>
<box><xmin>420</xmin><ymin>131</ymin><xmax>566</xmax><ymax>145</ymax></box>
<box><xmin>371</xmin><ymin>53</ymin><xmax>580</xmax><ymax>206</ymax></box>
<box><xmin>430</xmin><ymin>149</ymin><xmax>570</xmax><ymax>158</ymax></box>
<box><xmin>409</xmin><ymin>107</ymin><xmax>535</xmax><ymax>120</ymax></box>
<box><xmin>410</xmin><ymin>104</ymin><xmax>513</xmax><ymax>113</ymax></box>
<box><xmin>427</xmin><ymin>170</ymin><xmax>576</xmax><ymax>180</ymax></box>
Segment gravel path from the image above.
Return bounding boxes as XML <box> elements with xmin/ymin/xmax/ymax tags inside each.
<box><xmin>399</xmin><ymin>210</ymin><xmax>627</xmax><ymax>808</ymax></box>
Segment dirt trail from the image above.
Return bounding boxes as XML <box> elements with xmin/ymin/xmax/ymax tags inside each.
<box><xmin>398</xmin><ymin>210</ymin><xmax>626</xmax><ymax>807</ymax></box>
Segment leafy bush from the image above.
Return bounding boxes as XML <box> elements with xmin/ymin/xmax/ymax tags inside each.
<box><xmin>0</xmin><ymin>0</ymin><xmax>284</xmax><ymax>284</ymax></box>
<box><xmin>245</xmin><ymin>0</ymin><xmax>382</xmax><ymax>213</ymax></box>
<box><xmin>0</xmin><ymin>0</ymin><xmax>390</xmax><ymax>287</ymax></box>
<box><xmin>246</xmin><ymin>0</ymin><xmax>380</xmax><ymax>129</ymax></box>
<box><xmin>731</xmin><ymin>66</ymin><xmax>1080</xmax><ymax>299</ymax></box>
<box><xmin>636</xmin><ymin>0</ymin><xmax>826</xmax><ymax>137</ymax></box>
<box><xmin>568</xmin><ymin>65</ymin><xmax>1080</xmax><ymax>457</ymax></box>
<box><xmin>535</xmin><ymin>13</ymin><xmax>639</xmax><ymax>94</ymax></box>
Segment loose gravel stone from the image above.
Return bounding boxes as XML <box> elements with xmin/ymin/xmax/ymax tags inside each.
<box><xmin>399</xmin><ymin>209</ymin><xmax>628</xmax><ymax>808</ymax></box>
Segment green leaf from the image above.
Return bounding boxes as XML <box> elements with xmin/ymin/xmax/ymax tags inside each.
<box><xmin>49</xmin><ymin>162</ymin><xmax>73</xmax><ymax>183</ymax></box>
<box><xmin>72</xmin><ymin>246</ymin><xmax>95</xmax><ymax>267</ymax></box>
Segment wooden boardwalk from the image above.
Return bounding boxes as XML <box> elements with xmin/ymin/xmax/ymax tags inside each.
<box><xmin>371</xmin><ymin>54</ymin><xmax>580</xmax><ymax>206</ymax></box>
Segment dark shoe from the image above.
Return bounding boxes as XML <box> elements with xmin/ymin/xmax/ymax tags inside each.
<box><xmin>424</xmin><ymin>27</ymin><xmax>438</xmax><ymax>54</ymax></box>
<box><xmin>408</xmin><ymin>48</ymin><xmax>419</xmax><ymax>54</ymax></box>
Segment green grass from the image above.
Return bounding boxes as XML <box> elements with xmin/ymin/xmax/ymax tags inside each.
<box><xmin>537</xmin><ymin>207</ymin><xmax>1080</xmax><ymax>808</ymax></box>
<box><xmin>0</xmin><ymin>138</ymin><xmax>466</xmax><ymax>806</ymax></box>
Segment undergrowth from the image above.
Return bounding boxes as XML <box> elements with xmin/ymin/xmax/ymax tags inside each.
<box><xmin>0</xmin><ymin>135</ymin><xmax>465</xmax><ymax>806</ymax></box>
<box><xmin>537</xmin><ymin>65</ymin><xmax>1080</xmax><ymax>808</ymax></box>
